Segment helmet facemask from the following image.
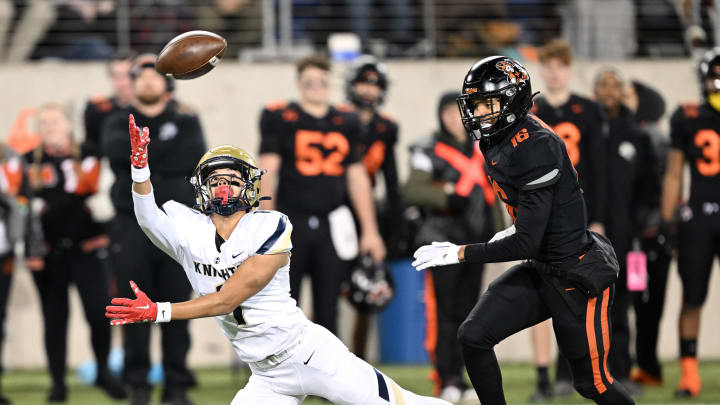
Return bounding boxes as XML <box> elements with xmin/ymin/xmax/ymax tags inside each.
<box><xmin>190</xmin><ymin>157</ymin><xmax>265</xmax><ymax>216</ymax></box>
<box><xmin>457</xmin><ymin>85</ymin><xmax>519</xmax><ymax>141</ymax></box>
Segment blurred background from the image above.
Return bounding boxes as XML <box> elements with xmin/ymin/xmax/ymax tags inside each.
<box><xmin>1</xmin><ymin>0</ymin><xmax>720</xmax><ymax>404</ymax></box>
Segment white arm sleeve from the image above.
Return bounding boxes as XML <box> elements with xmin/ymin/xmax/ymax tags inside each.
<box><xmin>132</xmin><ymin>189</ymin><xmax>184</xmax><ymax>264</ymax></box>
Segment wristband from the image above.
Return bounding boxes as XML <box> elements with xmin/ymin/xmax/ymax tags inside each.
<box><xmin>155</xmin><ymin>302</ymin><xmax>172</xmax><ymax>323</ymax></box>
<box><xmin>131</xmin><ymin>165</ymin><xmax>150</xmax><ymax>183</ymax></box>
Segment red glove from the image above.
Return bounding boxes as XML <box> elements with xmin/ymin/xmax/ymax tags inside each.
<box><xmin>129</xmin><ymin>114</ymin><xmax>150</xmax><ymax>169</ymax></box>
<box><xmin>105</xmin><ymin>281</ymin><xmax>158</xmax><ymax>325</ymax></box>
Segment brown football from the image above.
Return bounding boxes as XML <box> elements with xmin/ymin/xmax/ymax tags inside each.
<box><xmin>155</xmin><ymin>31</ymin><xmax>227</xmax><ymax>80</ymax></box>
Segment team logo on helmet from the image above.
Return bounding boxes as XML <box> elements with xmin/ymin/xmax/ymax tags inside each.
<box><xmin>496</xmin><ymin>60</ymin><xmax>529</xmax><ymax>85</ymax></box>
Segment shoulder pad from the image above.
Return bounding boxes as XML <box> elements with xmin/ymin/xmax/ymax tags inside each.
<box><xmin>378</xmin><ymin>111</ymin><xmax>397</xmax><ymax>123</ymax></box>
<box><xmin>248</xmin><ymin>210</ymin><xmax>293</xmax><ymax>255</ymax></box>
<box><xmin>176</xmin><ymin>103</ymin><xmax>198</xmax><ymax>116</ymax></box>
<box><xmin>507</xmin><ymin>128</ymin><xmax>564</xmax><ymax>190</ymax></box>
<box><xmin>679</xmin><ymin>101</ymin><xmax>700</xmax><ymax>119</ymax></box>
<box><xmin>334</xmin><ymin>103</ymin><xmax>355</xmax><ymax>112</ymax></box>
<box><xmin>265</xmin><ymin>100</ymin><xmax>289</xmax><ymax>112</ymax></box>
<box><xmin>89</xmin><ymin>95</ymin><xmax>113</xmax><ymax>112</ymax></box>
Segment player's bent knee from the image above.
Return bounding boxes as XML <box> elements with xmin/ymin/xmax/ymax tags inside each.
<box><xmin>572</xmin><ymin>381</ymin><xmax>598</xmax><ymax>399</ymax></box>
<box><xmin>457</xmin><ymin>320</ymin><xmax>493</xmax><ymax>350</ymax></box>
<box><xmin>683</xmin><ymin>292</ymin><xmax>707</xmax><ymax>308</ymax></box>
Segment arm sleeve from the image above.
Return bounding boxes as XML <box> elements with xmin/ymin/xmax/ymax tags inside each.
<box><xmin>133</xmin><ymin>189</ymin><xmax>184</xmax><ymax>264</ymax></box>
<box><xmin>463</xmin><ymin>186</ymin><xmax>553</xmax><ymax>263</ymax></box>
<box><xmin>510</xmin><ymin>134</ymin><xmax>563</xmax><ymax>191</ymax></box>
<box><xmin>633</xmin><ymin>132</ymin><xmax>661</xmax><ymax>228</ymax></box>
<box><xmin>83</xmin><ymin>102</ymin><xmax>102</xmax><ymax>157</ymax></box>
<box><xmin>344</xmin><ymin>115</ymin><xmax>363</xmax><ymax>165</ymax></box>
<box><xmin>259</xmin><ymin>108</ymin><xmax>282</xmax><ymax>154</ymax></box>
<box><xmin>586</xmin><ymin>107</ymin><xmax>607</xmax><ymax>224</ymax></box>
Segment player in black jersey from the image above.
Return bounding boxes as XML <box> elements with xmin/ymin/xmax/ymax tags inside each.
<box><xmin>412</xmin><ymin>56</ymin><xmax>634</xmax><ymax>405</ymax></box>
<box><xmin>83</xmin><ymin>50</ymin><xmax>136</xmax><ymax>157</ymax></box>
<box><xmin>529</xmin><ymin>39</ymin><xmax>608</xmax><ymax>400</ymax></box>
<box><xmin>257</xmin><ymin>56</ymin><xmax>385</xmax><ymax>335</ymax></box>
<box><xmin>343</xmin><ymin>55</ymin><xmax>401</xmax><ymax>358</ymax></box>
<box><xmin>661</xmin><ymin>48</ymin><xmax>720</xmax><ymax>398</ymax></box>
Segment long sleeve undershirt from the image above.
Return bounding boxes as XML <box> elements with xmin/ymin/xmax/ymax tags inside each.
<box><xmin>464</xmin><ymin>187</ymin><xmax>553</xmax><ymax>263</ymax></box>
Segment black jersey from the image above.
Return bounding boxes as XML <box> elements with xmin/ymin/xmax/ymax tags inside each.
<box><xmin>84</xmin><ymin>96</ymin><xmax>126</xmax><ymax>157</ymax></box>
<box><xmin>25</xmin><ymin>150</ymin><xmax>103</xmax><ymax>251</ymax></box>
<box><xmin>259</xmin><ymin>101</ymin><xmax>362</xmax><ymax>214</ymax></box>
<box><xmin>532</xmin><ymin>94</ymin><xmax>607</xmax><ymax>225</ymax></box>
<box><xmin>670</xmin><ymin>102</ymin><xmax>720</xmax><ymax>206</ymax></box>
<box><xmin>469</xmin><ymin>113</ymin><xmax>589</xmax><ymax>263</ymax></box>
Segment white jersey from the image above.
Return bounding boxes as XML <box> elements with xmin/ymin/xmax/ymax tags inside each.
<box><xmin>132</xmin><ymin>189</ymin><xmax>307</xmax><ymax>362</ymax></box>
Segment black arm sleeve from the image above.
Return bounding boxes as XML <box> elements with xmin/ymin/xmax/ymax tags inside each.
<box><xmin>633</xmin><ymin>132</ymin><xmax>660</xmax><ymax>229</ymax></box>
<box><xmin>381</xmin><ymin>135</ymin><xmax>401</xmax><ymax>209</ymax></box>
<box><xmin>463</xmin><ymin>186</ymin><xmax>553</xmax><ymax>263</ymax></box>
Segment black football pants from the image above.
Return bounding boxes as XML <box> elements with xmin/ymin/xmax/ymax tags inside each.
<box><xmin>111</xmin><ymin>214</ymin><xmax>195</xmax><ymax>390</ymax></box>
<box><xmin>285</xmin><ymin>208</ymin><xmax>348</xmax><ymax>335</ymax></box>
<box><xmin>632</xmin><ymin>235</ymin><xmax>671</xmax><ymax>378</ymax></box>
<box><xmin>31</xmin><ymin>251</ymin><xmax>111</xmax><ymax>388</ymax></box>
<box><xmin>429</xmin><ymin>262</ymin><xmax>483</xmax><ymax>387</ymax></box>
<box><xmin>458</xmin><ymin>263</ymin><xmax>634</xmax><ymax>405</ymax></box>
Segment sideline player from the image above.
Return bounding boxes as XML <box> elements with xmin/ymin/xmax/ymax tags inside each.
<box><xmin>105</xmin><ymin>115</ymin><xmax>450</xmax><ymax>405</ymax></box>
<box><xmin>661</xmin><ymin>48</ymin><xmax>720</xmax><ymax>398</ymax></box>
<box><xmin>411</xmin><ymin>56</ymin><xmax>634</xmax><ymax>405</ymax></box>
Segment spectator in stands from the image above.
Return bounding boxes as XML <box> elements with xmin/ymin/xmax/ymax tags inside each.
<box><xmin>30</xmin><ymin>0</ymin><xmax>117</xmax><ymax>60</ymax></box>
<box><xmin>436</xmin><ymin>1</ymin><xmax>521</xmax><ymax>57</ymax></box>
<box><xmin>562</xmin><ymin>0</ymin><xmax>636</xmax><ymax>58</ymax></box>
<box><xmin>625</xmin><ymin>80</ymin><xmax>673</xmax><ymax>387</ymax></box>
<box><xmin>28</xmin><ymin>103</ymin><xmax>126</xmax><ymax>403</ymax></box>
<box><xmin>0</xmin><ymin>142</ymin><xmax>43</xmax><ymax>405</ymax></box>
<box><xmin>404</xmin><ymin>91</ymin><xmax>498</xmax><ymax>403</ymax></box>
<box><xmin>193</xmin><ymin>0</ymin><xmax>261</xmax><ymax>57</ymax></box>
<box><xmin>129</xmin><ymin>1</ymin><xmax>193</xmax><ymax>54</ymax></box>
<box><xmin>344</xmin><ymin>0</ymin><xmax>415</xmax><ymax>55</ymax></box>
<box><xmin>101</xmin><ymin>54</ymin><xmax>205</xmax><ymax>405</ymax></box>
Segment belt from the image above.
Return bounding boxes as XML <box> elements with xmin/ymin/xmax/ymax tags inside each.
<box><xmin>248</xmin><ymin>337</ymin><xmax>302</xmax><ymax>371</ymax></box>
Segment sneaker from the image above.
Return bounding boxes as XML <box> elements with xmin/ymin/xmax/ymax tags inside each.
<box><xmin>460</xmin><ymin>387</ymin><xmax>479</xmax><ymax>404</ymax></box>
<box><xmin>630</xmin><ymin>367</ymin><xmax>662</xmax><ymax>386</ymax></box>
<box><xmin>162</xmin><ymin>388</ymin><xmax>195</xmax><ymax>405</ymax></box>
<box><xmin>439</xmin><ymin>385</ymin><xmax>462</xmax><ymax>404</ymax></box>
<box><xmin>552</xmin><ymin>380</ymin><xmax>574</xmax><ymax>397</ymax></box>
<box><xmin>675</xmin><ymin>357</ymin><xmax>701</xmax><ymax>398</ymax></box>
<box><xmin>95</xmin><ymin>371</ymin><xmax>127</xmax><ymax>400</ymax></box>
<box><xmin>47</xmin><ymin>385</ymin><xmax>67</xmax><ymax>403</ymax></box>
<box><xmin>129</xmin><ymin>387</ymin><xmax>151</xmax><ymax>405</ymax></box>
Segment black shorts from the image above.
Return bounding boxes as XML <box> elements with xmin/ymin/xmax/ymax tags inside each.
<box><xmin>677</xmin><ymin>205</ymin><xmax>720</xmax><ymax>306</ymax></box>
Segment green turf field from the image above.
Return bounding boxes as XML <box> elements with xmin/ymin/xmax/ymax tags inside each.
<box><xmin>3</xmin><ymin>362</ymin><xmax>720</xmax><ymax>404</ymax></box>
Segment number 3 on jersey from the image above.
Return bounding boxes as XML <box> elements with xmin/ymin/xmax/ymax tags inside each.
<box><xmin>694</xmin><ymin>129</ymin><xmax>720</xmax><ymax>177</ymax></box>
<box><xmin>216</xmin><ymin>284</ymin><xmax>247</xmax><ymax>326</ymax></box>
<box><xmin>295</xmin><ymin>130</ymin><xmax>349</xmax><ymax>176</ymax></box>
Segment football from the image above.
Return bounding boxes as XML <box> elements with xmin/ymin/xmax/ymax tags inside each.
<box><xmin>155</xmin><ymin>30</ymin><xmax>227</xmax><ymax>80</ymax></box>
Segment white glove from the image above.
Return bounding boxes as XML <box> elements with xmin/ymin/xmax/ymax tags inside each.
<box><xmin>411</xmin><ymin>241</ymin><xmax>461</xmax><ymax>271</ymax></box>
<box><xmin>489</xmin><ymin>225</ymin><xmax>516</xmax><ymax>243</ymax></box>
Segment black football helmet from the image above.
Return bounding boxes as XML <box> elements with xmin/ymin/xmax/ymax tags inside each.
<box><xmin>456</xmin><ymin>56</ymin><xmax>535</xmax><ymax>141</ymax></box>
<box><xmin>343</xmin><ymin>255</ymin><xmax>395</xmax><ymax>314</ymax></box>
<box><xmin>698</xmin><ymin>48</ymin><xmax>720</xmax><ymax>110</ymax></box>
<box><xmin>346</xmin><ymin>55</ymin><xmax>389</xmax><ymax>108</ymax></box>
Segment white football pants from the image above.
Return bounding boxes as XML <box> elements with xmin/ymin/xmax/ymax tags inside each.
<box><xmin>231</xmin><ymin>322</ymin><xmax>451</xmax><ymax>405</ymax></box>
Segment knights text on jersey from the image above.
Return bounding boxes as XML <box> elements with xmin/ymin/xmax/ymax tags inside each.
<box><xmin>670</xmin><ymin>102</ymin><xmax>720</xmax><ymax>206</ymax></box>
<box><xmin>482</xmin><ymin>114</ymin><xmax>588</xmax><ymax>261</ymax></box>
<box><xmin>258</xmin><ymin>101</ymin><xmax>362</xmax><ymax>213</ymax></box>
<box><xmin>146</xmin><ymin>196</ymin><xmax>306</xmax><ymax>362</ymax></box>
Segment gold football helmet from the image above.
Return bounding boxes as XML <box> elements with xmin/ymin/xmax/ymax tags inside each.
<box><xmin>189</xmin><ymin>145</ymin><xmax>266</xmax><ymax>215</ymax></box>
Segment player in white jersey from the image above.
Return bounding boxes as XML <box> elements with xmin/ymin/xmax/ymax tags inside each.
<box><xmin>105</xmin><ymin>115</ymin><xmax>451</xmax><ymax>405</ymax></box>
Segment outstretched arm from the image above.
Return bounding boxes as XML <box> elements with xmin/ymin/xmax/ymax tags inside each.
<box><xmin>128</xmin><ymin>114</ymin><xmax>184</xmax><ymax>263</ymax></box>
<box><xmin>106</xmin><ymin>253</ymin><xmax>289</xmax><ymax>325</ymax></box>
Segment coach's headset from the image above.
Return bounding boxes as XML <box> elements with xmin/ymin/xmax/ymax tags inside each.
<box><xmin>189</xmin><ymin>145</ymin><xmax>270</xmax><ymax>216</ymax></box>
